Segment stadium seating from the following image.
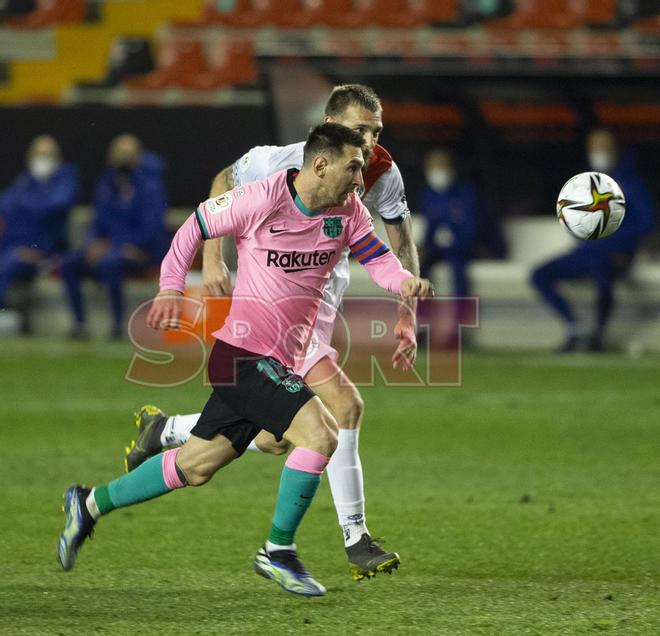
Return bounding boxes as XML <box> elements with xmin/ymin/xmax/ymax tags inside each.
<box><xmin>124</xmin><ymin>39</ymin><xmax>206</xmax><ymax>89</ymax></box>
<box><xmin>334</xmin><ymin>0</ymin><xmax>441</xmax><ymax>29</ymax></box>
<box><xmin>193</xmin><ymin>0</ymin><xmax>280</xmax><ymax>27</ymax></box>
<box><xmin>78</xmin><ymin>37</ymin><xmax>155</xmax><ymax>88</ymax></box>
<box><xmin>184</xmin><ymin>0</ymin><xmax>460</xmax><ymax>29</ymax></box>
<box><xmin>187</xmin><ymin>40</ymin><xmax>258</xmax><ymax>89</ymax></box>
<box><xmin>484</xmin><ymin>0</ymin><xmax>622</xmax><ymax>30</ymax></box>
<box><xmin>0</xmin><ymin>0</ymin><xmax>656</xmax><ymax>104</ymax></box>
<box><xmin>633</xmin><ymin>14</ymin><xmax>660</xmax><ymax>34</ymax></box>
<box><xmin>123</xmin><ymin>37</ymin><xmax>257</xmax><ymax>90</ymax></box>
<box><xmin>484</xmin><ymin>0</ymin><xmax>580</xmax><ymax>30</ymax></box>
<box><xmin>574</xmin><ymin>0</ymin><xmax>617</xmax><ymax>28</ymax></box>
<box><xmin>6</xmin><ymin>0</ymin><xmax>86</xmax><ymax>28</ymax></box>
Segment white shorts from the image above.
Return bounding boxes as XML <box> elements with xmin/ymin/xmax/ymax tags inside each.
<box><xmin>295</xmin><ymin>316</ymin><xmax>338</xmax><ymax>379</ymax></box>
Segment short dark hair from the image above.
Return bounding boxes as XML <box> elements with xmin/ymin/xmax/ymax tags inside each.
<box><xmin>325</xmin><ymin>84</ymin><xmax>382</xmax><ymax>117</ymax></box>
<box><xmin>303</xmin><ymin>123</ymin><xmax>365</xmax><ymax>166</ymax></box>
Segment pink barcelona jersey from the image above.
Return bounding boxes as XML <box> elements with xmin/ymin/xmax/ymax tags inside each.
<box><xmin>160</xmin><ymin>168</ymin><xmax>413</xmax><ymax>369</ymax></box>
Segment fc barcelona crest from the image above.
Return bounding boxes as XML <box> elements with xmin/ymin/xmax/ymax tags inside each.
<box><xmin>323</xmin><ymin>216</ymin><xmax>343</xmax><ymax>238</ymax></box>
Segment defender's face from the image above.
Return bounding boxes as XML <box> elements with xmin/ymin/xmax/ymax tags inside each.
<box><xmin>324</xmin><ymin>145</ymin><xmax>365</xmax><ymax>207</ymax></box>
<box><xmin>327</xmin><ymin>104</ymin><xmax>383</xmax><ymax>167</ymax></box>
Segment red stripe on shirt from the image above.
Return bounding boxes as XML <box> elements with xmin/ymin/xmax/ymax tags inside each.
<box><xmin>357</xmin><ymin>240</ymin><xmax>388</xmax><ymax>262</ymax></box>
<box><xmin>350</xmin><ymin>231</ymin><xmax>378</xmax><ymax>253</ymax></box>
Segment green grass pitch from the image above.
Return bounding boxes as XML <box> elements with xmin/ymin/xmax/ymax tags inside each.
<box><xmin>1</xmin><ymin>338</ymin><xmax>658</xmax><ymax>635</ymax></box>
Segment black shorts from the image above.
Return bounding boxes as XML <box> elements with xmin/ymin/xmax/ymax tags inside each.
<box><xmin>190</xmin><ymin>340</ymin><xmax>315</xmax><ymax>455</ymax></box>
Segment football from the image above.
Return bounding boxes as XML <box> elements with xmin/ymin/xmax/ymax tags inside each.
<box><xmin>556</xmin><ymin>171</ymin><xmax>626</xmax><ymax>240</ymax></box>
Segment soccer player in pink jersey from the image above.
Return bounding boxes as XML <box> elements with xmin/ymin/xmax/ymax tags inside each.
<box><xmin>126</xmin><ymin>85</ymin><xmax>420</xmax><ymax>580</ymax></box>
<box><xmin>58</xmin><ymin>123</ymin><xmax>433</xmax><ymax>597</ymax></box>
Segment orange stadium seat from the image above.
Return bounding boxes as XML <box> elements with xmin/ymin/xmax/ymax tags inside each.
<box><xmin>315</xmin><ymin>0</ymin><xmax>370</xmax><ymax>28</ymax></box>
<box><xmin>371</xmin><ymin>0</ymin><xmax>459</xmax><ymax>28</ymax></box>
<box><xmin>181</xmin><ymin>0</ymin><xmax>321</xmax><ymax>28</ymax></box>
<box><xmin>7</xmin><ymin>0</ymin><xmax>85</xmax><ymax>28</ymax></box>
<box><xmin>633</xmin><ymin>15</ymin><xmax>660</xmax><ymax>33</ymax></box>
<box><xmin>285</xmin><ymin>0</ymin><xmax>340</xmax><ymax>27</ymax></box>
<box><xmin>125</xmin><ymin>40</ymin><xmax>207</xmax><ymax>89</ymax></box>
<box><xmin>484</xmin><ymin>0</ymin><xmax>578</xmax><ymax>30</ymax></box>
<box><xmin>198</xmin><ymin>0</ymin><xmax>279</xmax><ymax>27</ymax></box>
<box><xmin>266</xmin><ymin>0</ymin><xmax>326</xmax><ymax>28</ymax></box>
<box><xmin>188</xmin><ymin>40</ymin><xmax>258</xmax><ymax>89</ymax></box>
<box><xmin>187</xmin><ymin>0</ymin><xmax>459</xmax><ymax>29</ymax></box>
<box><xmin>572</xmin><ymin>0</ymin><xmax>616</xmax><ymax>27</ymax></box>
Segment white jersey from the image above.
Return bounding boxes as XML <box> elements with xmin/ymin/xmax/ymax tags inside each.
<box><xmin>231</xmin><ymin>141</ymin><xmax>409</xmax><ymax>318</ymax></box>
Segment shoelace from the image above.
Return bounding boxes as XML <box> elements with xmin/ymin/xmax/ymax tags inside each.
<box><xmin>269</xmin><ymin>550</ymin><xmax>310</xmax><ymax>576</ymax></box>
<box><xmin>366</xmin><ymin>536</ymin><xmax>387</xmax><ymax>554</ymax></box>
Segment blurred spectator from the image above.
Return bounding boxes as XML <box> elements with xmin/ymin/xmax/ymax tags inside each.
<box><xmin>419</xmin><ymin>148</ymin><xmax>479</xmax><ymax>299</ymax></box>
<box><xmin>61</xmin><ymin>134</ymin><xmax>167</xmax><ymax>339</ymax></box>
<box><xmin>0</xmin><ymin>135</ymin><xmax>79</xmax><ymax>333</ymax></box>
<box><xmin>531</xmin><ymin>129</ymin><xmax>656</xmax><ymax>352</ymax></box>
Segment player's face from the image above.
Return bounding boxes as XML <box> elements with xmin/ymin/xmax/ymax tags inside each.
<box><xmin>327</xmin><ymin>105</ymin><xmax>383</xmax><ymax>167</ymax></box>
<box><xmin>324</xmin><ymin>145</ymin><xmax>365</xmax><ymax>206</ymax></box>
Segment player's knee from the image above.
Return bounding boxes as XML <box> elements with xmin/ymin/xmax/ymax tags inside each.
<box><xmin>329</xmin><ymin>385</ymin><xmax>364</xmax><ymax>430</ymax></box>
<box><xmin>314</xmin><ymin>411</ymin><xmax>338</xmax><ymax>457</ymax></box>
<box><xmin>181</xmin><ymin>462</ymin><xmax>215</xmax><ymax>487</ymax></box>
<box><xmin>176</xmin><ymin>454</ymin><xmax>218</xmax><ymax>486</ymax></box>
<box><xmin>259</xmin><ymin>437</ymin><xmax>291</xmax><ymax>456</ymax></box>
<box><xmin>341</xmin><ymin>389</ymin><xmax>364</xmax><ymax>430</ymax></box>
<box><xmin>270</xmin><ymin>439</ymin><xmax>291</xmax><ymax>455</ymax></box>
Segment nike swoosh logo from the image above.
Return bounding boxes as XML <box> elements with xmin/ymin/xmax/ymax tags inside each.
<box><xmin>269</xmin><ymin>227</ymin><xmax>286</xmax><ymax>234</ymax></box>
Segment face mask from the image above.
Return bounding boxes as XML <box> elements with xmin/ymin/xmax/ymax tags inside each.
<box><xmin>115</xmin><ymin>163</ymin><xmax>134</xmax><ymax>177</ymax></box>
<box><xmin>588</xmin><ymin>151</ymin><xmax>614</xmax><ymax>173</ymax></box>
<box><xmin>426</xmin><ymin>168</ymin><xmax>453</xmax><ymax>192</ymax></box>
<box><xmin>29</xmin><ymin>156</ymin><xmax>58</xmax><ymax>181</ymax></box>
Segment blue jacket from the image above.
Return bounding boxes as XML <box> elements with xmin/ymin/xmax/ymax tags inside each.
<box><xmin>0</xmin><ymin>163</ymin><xmax>80</xmax><ymax>254</ymax></box>
<box><xmin>420</xmin><ymin>179</ymin><xmax>479</xmax><ymax>258</ymax></box>
<box><xmin>577</xmin><ymin>153</ymin><xmax>656</xmax><ymax>258</ymax></box>
<box><xmin>88</xmin><ymin>152</ymin><xmax>167</xmax><ymax>262</ymax></box>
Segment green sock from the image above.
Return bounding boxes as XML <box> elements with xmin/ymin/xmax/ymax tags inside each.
<box><xmin>93</xmin><ymin>453</ymin><xmax>181</xmax><ymax>515</ymax></box>
<box><xmin>268</xmin><ymin>466</ymin><xmax>321</xmax><ymax>546</ymax></box>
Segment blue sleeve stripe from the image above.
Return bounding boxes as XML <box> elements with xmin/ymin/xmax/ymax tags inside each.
<box><xmin>349</xmin><ymin>230</ymin><xmax>377</xmax><ymax>250</ymax></box>
<box><xmin>195</xmin><ymin>207</ymin><xmax>210</xmax><ymax>240</ymax></box>
<box><xmin>359</xmin><ymin>245</ymin><xmax>390</xmax><ymax>264</ymax></box>
<box><xmin>352</xmin><ymin>237</ymin><xmax>381</xmax><ymax>258</ymax></box>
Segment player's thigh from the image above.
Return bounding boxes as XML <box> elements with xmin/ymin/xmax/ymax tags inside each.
<box><xmin>305</xmin><ymin>356</ymin><xmax>363</xmax><ymax>430</ymax></box>
<box><xmin>176</xmin><ymin>433</ymin><xmax>238</xmax><ymax>486</ymax></box>
<box><xmin>283</xmin><ymin>396</ymin><xmax>337</xmax><ymax>457</ymax></box>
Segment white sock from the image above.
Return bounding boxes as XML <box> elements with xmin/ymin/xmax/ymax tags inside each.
<box><xmin>247</xmin><ymin>439</ymin><xmax>263</xmax><ymax>453</ymax></box>
<box><xmin>86</xmin><ymin>489</ymin><xmax>101</xmax><ymax>520</ymax></box>
<box><xmin>266</xmin><ymin>540</ymin><xmax>296</xmax><ymax>553</ymax></box>
<box><xmin>160</xmin><ymin>414</ymin><xmax>200</xmax><ymax>447</ymax></box>
<box><xmin>326</xmin><ymin>428</ymin><xmax>368</xmax><ymax>547</ymax></box>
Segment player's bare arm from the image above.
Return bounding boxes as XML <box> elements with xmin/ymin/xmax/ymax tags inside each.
<box><xmin>385</xmin><ymin>217</ymin><xmax>420</xmax><ymax>278</ymax></box>
<box><xmin>385</xmin><ymin>218</ymin><xmax>422</xmax><ymax>370</ymax></box>
<box><xmin>202</xmin><ymin>165</ymin><xmax>235</xmax><ymax>296</ymax></box>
